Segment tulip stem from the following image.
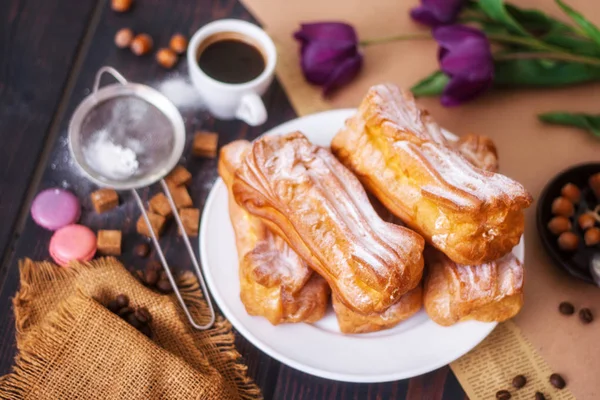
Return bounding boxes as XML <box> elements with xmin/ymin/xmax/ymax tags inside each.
<box><xmin>494</xmin><ymin>52</ymin><xmax>600</xmax><ymax>66</ymax></box>
<box><xmin>359</xmin><ymin>33</ymin><xmax>432</xmax><ymax>46</ymax></box>
<box><xmin>359</xmin><ymin>31</ymin><xmax>600</xmax><ymax>66</ymax></box>
<box><xmin>487</xmin><ymin>33</ymin><xmax>574</xmax><ymax>56</ymax></box>
<box><xmin>487</xmin><ymin>33</ymin><xmax>600</xmax><ymax>66</ymax></box>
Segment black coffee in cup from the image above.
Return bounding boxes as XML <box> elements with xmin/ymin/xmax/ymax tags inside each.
<box><xmin>196</xmin><ymin>32</ymin><xmax>266</xmax><ymax>84</ymax></box>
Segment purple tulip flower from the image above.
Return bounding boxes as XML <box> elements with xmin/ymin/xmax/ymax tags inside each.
<box><xmin>410</xmin><ymin>0</ymin><xmax>465</xmax><ymax>27</ymax></box>
<box><xmin>434</xmin><ymin>25</ymin><xmax>494</xmax><ymax>107</ymax></box>
<box><xmin>294</xmin><ymin>22</ymin><xmax>363</xmax><ymax>96</ymax></box>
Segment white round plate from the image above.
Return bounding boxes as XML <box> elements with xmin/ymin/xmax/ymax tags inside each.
<box><xmin>200</xmin><ymin>108</ymin><xmax>525</xmax><ymax>383</ymax></box>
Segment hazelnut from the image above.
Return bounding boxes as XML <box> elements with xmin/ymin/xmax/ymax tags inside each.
<box><xmin>169</xmin><ymin>34</ymin><xmax>188</xmax><ymax>54</ymax></box>
<box><xmin>114</xmin><ymin>28</ymin><xmax>134</xmax><ymax>49</ymax></box>
<box><xmin>585</xmin><ymin>227</ymin><xmax>600</xmax><ymax>246</ymax></box>
<box><xmin>558</xmin><ymin>231</ymin><xmax>579</xmax><ymax>251</ymax></box>
<box><xmin>578</xmin><ymin>213</ymin><xmax>596</xmax><ymax>230</ymax></box>
<box><xmin>156</xmin><ymin>48</ymin><xmax>178</xmax><ymax>69</ymax></box>
<box><xmin>551</xmin><ymin>196</ymin><xmax>574</xmax><ymax>217</ymax></box>
<box><xmin>547</xmin><ymin>216</ymin><xmax>571</xmax><ymax>235</ymax></box>
<box><xmin>112</xmin><ymin>0</ymin><xmax>133</xmax><ymax>12</ymax></box>
<box><xmin>561</xmin><ymin>183</ymin><xmax>581</xmax><ymax>203</ymax></box>
<box><xmin>590</xmin><ymin>173</ymin><xmax>600</xmax><ymax>199</ymax></box>
<box><xmin>131</xmin><ymin>34</ymin><xmax>153</xmax><ymax>56</ymax></box>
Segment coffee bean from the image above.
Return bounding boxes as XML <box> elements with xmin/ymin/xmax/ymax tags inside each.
<box><xmin>495</xmin><ymin>389</ymin><xmax>511</xmax><ymax>400</ymax></box>
<box><xmin>117</xmin><ymin>306</ymin><xmax>134</xmax><ymax>318</ymax></box>
<box><xmin>116</xmin><ymin>294</ymin><xmax>129</xmax><ymax>309</ymax></box>
<box><xmin>134</xmin><ymin>270</ymin><xmax>145</xmax><ymax>283</ymax></box>
<box><xmin>144</xmin><ymin>269</ymin><xmax>159</xmax><ymax>286</ymax></box>
<box><xmin>127</xmin><ymin>312</ymin><xmax>142</xmax><ymax>329</ymax></box>
<box><xmin>134</xmin><ymin>307</ymin><xmax>152</xmax><ymax>324</ymax></box>
<box><xmin>139</xmin><ymin>324</ymin><xmax>152</xmax><ymax>338</ymax></box>
<box><xmin>549</xmin><ymin>373</ymin><xmax>566</xmax><ymax>389</ymax></box>
<box><xmin>147</xmin><ymin>260</ymin><xmax>162</xmax><ymax>272</ymax></box>
<box><xmin>512</xmin><ymin>374</ymin><xmax>526</xmax><ymax>389</ymax></box>
<box><xmin>579</xmin><ymin>308</ymin><xmax>593</xmax><ymax>324</ymax></box>
<box><xmin>156</xmin><ymin>278</ymin><xmax>173</xmax><ymax>293</ymax></box>
<box><xmin>107</xmin><ymin>299</ymin><xmax>120</xmax><ymax>313</ymax></box>
<box><xmin>134</xmin><ymin>243</ymin><xmax>150</xmax><ymax>258</ymax></box>
<box><xmin>535</xmin><ymin>392</ymin><xmax>546</xmax><ymax>400</ymax></box>
<box><xmin>558</xmin><ymin>301</ymin><xmax>574</xmax><ymax>315</ymax></box>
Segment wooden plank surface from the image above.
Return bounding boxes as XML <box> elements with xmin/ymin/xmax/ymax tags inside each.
<box><xmin>272</xmin><ymin>365</ymin><xmax>468</xmax><ymax>400</ymax></box>
<box><xmin>0</xmin><ymin>2</ymin><xmax>292</xmax><ymax>397</ymax></box>
<box><xmin>0</xmin><ymin>1</ymin><xmax>467</xmax><ymax>399</ymax></box>
<box><xmin>0</xmin><ymin>0</ymin><xmax>98</xmax><ymax>273</ymax></box>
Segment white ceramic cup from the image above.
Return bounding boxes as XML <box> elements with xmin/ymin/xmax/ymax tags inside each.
<box><xmin>187</xmin><ymin>19</ymin><xmax>276</xmax><ymax>126</ymax></box>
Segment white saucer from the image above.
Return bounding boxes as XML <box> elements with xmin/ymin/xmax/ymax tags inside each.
<box><xmin>199</xmin><ymin>108</ymin><xmax>525</xmax><ymax>383</ymax></box>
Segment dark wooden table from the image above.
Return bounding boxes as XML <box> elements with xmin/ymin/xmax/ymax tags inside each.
<box><xmin>0</xmin><ymin>1</ymin><xmax>466</xmax><ymax>398</ymax></box>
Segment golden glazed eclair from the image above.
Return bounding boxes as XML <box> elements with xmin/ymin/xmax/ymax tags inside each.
<box><xmin>332</xmin><ymin>285</ymin><xmax>422</xmax><ymax>334</ymax></box>
<box><xmin>219</xmin><ymin>140</ymin><xmax>330</xmax><ymax>325</ymax></box>
<box><xmin>423</xmin><ymin>132</ymin><xmax>523</xmax><ymax>326</ymax></box>
<box><xmin>331</xmin><ymin>84</ymin><xmax>532</xmax><ymax>265</ymax></box>
<box><xmin>451</xmin><ymin>134</ymin><xmax>499</xmax><ymax>174</ymax></box>
<box><xmin>423</xmin><ymin>249</ymin><xmax>524</xmax><ymax>326</ymax></box>
<box><xmin>233</xmin><ymin>132</ymin><xmax>425</xmax><ymax>315</ymax></box>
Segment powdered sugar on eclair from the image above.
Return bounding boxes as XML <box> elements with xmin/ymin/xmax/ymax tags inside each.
<box><xmin>331</xmin><ymin>83</ymin><xmax>532</xmax><ymax>264</ymax></box>
<box><xmin>369</xmin><ymin>84</ymin><xmax>531</xmax><ymax>211</ymax></box>
<box><xmin>233</xmin><ymin>132</ymin><xmax>425</xmax><ymax>314</ymax></box>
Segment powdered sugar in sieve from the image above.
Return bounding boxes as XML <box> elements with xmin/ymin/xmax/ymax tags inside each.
<box><xmin>79</xmin><ymin>95</ymin><xmax>174</xmax><ymax>181</ymax></box>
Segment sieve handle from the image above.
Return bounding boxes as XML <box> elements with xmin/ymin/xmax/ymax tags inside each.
<box><xmin>93</xmin><ymin>66</ymin><xmax>128</xmax><ymax>95</ymax></box>
<box><xmin>131</xmin><ymin>184</ymin><xmax>216</xmax><ymax>330</ymax></box>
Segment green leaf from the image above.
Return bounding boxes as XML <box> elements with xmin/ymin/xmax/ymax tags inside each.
<box><xmin>539</xmin><ymin>112</ymin><xmax>600</xmax><ymax>137</ymax></box>
<box><xmin>479</xmin><ymin>0</ymin><xmax>531</xmax><ymax>36</ymax></box>
<box><xmin>542</xmin><ymin>31</ymin><xmax>600</xmax><ymax>57</ymax></box>
<box><xmin>480</xmin><ymin>21</ymin><xmax>515</xmax><ymax>36</ymax></box>
<box><xmin>475</xmin><ymin>1</ymin><xmax>600</xmax><ymax>56</ymax></box>
<box><xmin>556</xmin><ymin>0</ymin><xmax>600</xmax><ymax>48</ymax></box>
<box><xmin>505</xmin><ymin>4</ymin><xmax>558</xmax><ymax>34</ymax></box>
<box><xmin>494</xmin><ymin>59</ymin><xmax>600</xmax><ymax>86</ymax></box>
<box><xmin>411</xmin><ymin>71</ymin><xmax>449</xmax><ymax>97</ymax></box>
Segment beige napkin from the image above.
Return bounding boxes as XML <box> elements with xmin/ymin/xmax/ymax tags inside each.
<box><xmin>242</xmin><ymin>0</ymin><xmax>600</xmax><ymax>398</ymax></box>
<box><xmin>0</xmin><ymin>258</ymin><xmax>261</xmax><ymax>400</ymax></box>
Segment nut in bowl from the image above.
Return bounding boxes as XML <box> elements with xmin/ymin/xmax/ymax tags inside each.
<box><xmin>537</xmin><ymin>162</ymin><xmax>600</xmax><ymax>284</ymax></box>
<box><xmin>200</xmin><ymin>84</ymin><xmax>529</xmax><ymax>382</ymax></box>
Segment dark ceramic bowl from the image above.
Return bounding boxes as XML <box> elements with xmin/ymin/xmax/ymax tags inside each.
<box><xmin>537</xmin><ymin>163</ymin><xmax>600</xmax><ymax>284</ymax></box>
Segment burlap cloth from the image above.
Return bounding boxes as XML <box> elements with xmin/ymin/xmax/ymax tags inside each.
<box><xmin>0</xmin><ymin>258</ymin><xmax>262</xmax><ymax>400</ymax></box>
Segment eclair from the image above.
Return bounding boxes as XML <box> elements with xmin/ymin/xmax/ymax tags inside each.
<box><xmin>233</xmin><ymin>132</ymin><xmax>425</xmax><ymax>315</ymax></box>
<box><xmin>423</xmin><ymin>249</ymin><xmax>524</xmax><ymax>326</ymax></box>
<box><xmin>331</xmin><ymin>84</ymin><xmax>532</xmax><ymax>265</ymax></box>
<box><xmin>219</xmin><ymin>140</ymin><xmax>330</xmax><ymax>325</ymax></box>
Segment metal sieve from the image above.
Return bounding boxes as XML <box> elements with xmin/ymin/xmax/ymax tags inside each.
<box><xmin>68</xmin><ymin>66</ymin><xmax>215</xmax><ymax>330</ymax></box>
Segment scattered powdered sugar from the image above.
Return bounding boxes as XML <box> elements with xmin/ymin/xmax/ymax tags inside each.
<box><xmin>84</xmin><ymin>129</ymin><xmax>139</xmax><ymax>180</ymax></box>
<box><xmin>157</xmin><ymin>76</ymin><xmax>204</xmax><ymax>110</ymax></box>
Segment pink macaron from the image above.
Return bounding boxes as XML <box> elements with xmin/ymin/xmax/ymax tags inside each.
<box><xmin>31</xmin><ymin>188</ymin><xmax>81</xmax><ymax>231</ymax></box>
<box><xmin>49</xmin><ymin>224</ymin><xmax>97</xmax><ymax>267</ymax></box>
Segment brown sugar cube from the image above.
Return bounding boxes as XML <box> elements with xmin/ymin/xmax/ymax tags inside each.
<box><xmin>90</xmin><ymin>188</ymin><xmax>119</xmax><ymax>213</ymax></box>
<box><xmin>170</xmin><ymin>185</ymin><xmax>193</xmax><ymax>209</ymax></box>
<box><xmin>193</xmin><ymin>131</ymin><xmax>218</xmax><ymax>158</ymax></box>
<box><xmin>165</xmin><ymin>179</ymin><xmax>179</xmax><ymax>194</ymax></box>
<box><xmin>97</xmin><ymin>230</ymin><xmax>122</xmax><ymax>256</ymax></box>
<box><xmin>165</xmin><ymin>165</ymin><xmax>192</xmax><ymax>187</ymax></box>
<box><xmin>136</xmin><ymin>212</ymin><xmax>167</xmax><ymax>238</ymax></box>
<box><xmin>149</xmin><ymin>193</ymin><xmax>173</xmax><ymax>218</ymax></box>
<box><xmin>179</xmin><ymin>208</ymin><xmax>200</xmax><ymax>236</ymax></box>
